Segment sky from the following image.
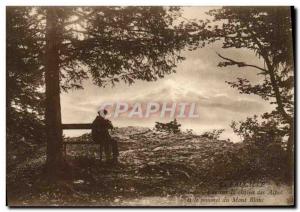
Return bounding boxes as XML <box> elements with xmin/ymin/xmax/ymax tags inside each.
<box><xmin>60</xmin><ymin>7</ymin><xmax>274</xmax><ymax>142</ymax></box>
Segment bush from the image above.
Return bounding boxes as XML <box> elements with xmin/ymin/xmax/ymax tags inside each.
<box><xmin>201</xmin><ymin>129</ymin><xmax>224</xmax><ymax>140</ymax></box>
<box><xmin>155</xmin><ymin>119</ymin><xmax>181</xmax><ymax>133</ymax></box>
<box><xmin>207</xmin><ymin>141</ymin><xmax>288</xmax><ymax>184</ymax></box>
<box><xmin>205</xmin><ymin>118</ymin><xmax>289</xmax><ymax>184</ymax></box>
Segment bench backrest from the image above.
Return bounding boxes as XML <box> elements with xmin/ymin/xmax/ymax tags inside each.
<box><xmin>62</xmin><ymin>123</ymin><xmax>92</xmax><ymax>130</ymax></box>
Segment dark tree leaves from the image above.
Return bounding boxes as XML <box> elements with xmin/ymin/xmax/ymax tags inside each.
<box><xmin>7</xmin><ymin>7</ymin><xmax>45</xmax><ymax>143</ymax></box>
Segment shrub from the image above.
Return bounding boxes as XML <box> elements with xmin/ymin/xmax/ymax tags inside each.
<box><xmin>207</xmin><ymin>141</ymin><xmax>287</xmax><ymax>184</ymax></box>
<box><xmin>205</xmin><ymin>118</ymin><xmax>289</xmax><ymax>184</ymax></box>
<box><xmin>155</xmin><ymin>119</ymin><xmax>181</xmax><ymax>133</ymax></box>
<box><xmin>201</xmin><ymin>129</ymin><xmax>225</xmax><ymax>140</ymax></box>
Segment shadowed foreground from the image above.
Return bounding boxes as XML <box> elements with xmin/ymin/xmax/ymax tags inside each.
<box><xmin>7</xmin><ymin>127</ymin><xmax>293</xmax><ymax>206</ymax></box>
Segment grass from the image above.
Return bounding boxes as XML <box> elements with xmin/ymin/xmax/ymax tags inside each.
<box><xmin>7</xmin><ymin>127</ymin><xmax>293</xmax><ymax>206</ymax></box>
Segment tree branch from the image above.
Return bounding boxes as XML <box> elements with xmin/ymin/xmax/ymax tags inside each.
<box><xmin>216</xmin><ymin>52</ymin><xmax>268</xmax><ymax>73</ymax></box>
<box><xmin>246</xmin><ymin>27</ymin><xmax>293</xmax><ymax>125</ymax></box>
<box><xmin>63</xmin><ymin>10</ymin><xmax>97</xmax><ymax>27</ymax></box>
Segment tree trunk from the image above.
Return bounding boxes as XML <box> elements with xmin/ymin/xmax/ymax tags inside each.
<box><xmin>286</xmin><ymin>121</ymin><xmax>294</xmax><ymax>183</ymax></box>
<box><xmin>264</xmin><ymin>61</ymin><xmax>294</xmax><ymax>183</ymax></box>
<box><xmin>247</xmin><ymin>27</ymin><xmax>294</xmax><ymax>183</ymax></box>
<box><xmin>45</xmin><ymin>7</ymin><xmax>63</xmax><ymax>176</ymax></box>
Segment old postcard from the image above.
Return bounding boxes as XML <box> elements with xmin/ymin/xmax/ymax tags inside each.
<box><xmin>6</xmin><ymin>6</ymin><xmax>295</xmax><ymax>206</ymax></box>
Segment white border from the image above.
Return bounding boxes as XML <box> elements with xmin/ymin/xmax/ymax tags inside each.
<box><xmin>1</xmin><ymin>0</ymin><xmax>298</xmax><ymax>6</ymax></box>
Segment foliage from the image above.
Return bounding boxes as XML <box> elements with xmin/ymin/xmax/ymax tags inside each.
<box><xmin>197</xmin><ymin>7</ymin><xmax>294</xmax><ymax>178</ymax></box>
<box><xmin>204</xmin><ymin>6</ymin><xmax>294</xmax><ymax>128</ymax></box>
<box><xmin>231</xmin><ymin>115</ymin><xmax>288</xmax><ymax>146</ymax></box>
<box><xmin>207</xmin><ymin>138</ymin><xmax>288</xmax><ymax>183</ymax></box>
<box><xmin>17</xmin><ymin>6</ymin><xmax>205</xmax><ymax>91</ymax></box>
<box><xmin>206</xmin><ymin>116</ymin><xmax>290</xmax><ymax>183</ymax></box>
<box><xmin>6</xmin><ymin>7</ymin><xmax>45</xmax><ymax>146</ymax></box>
<box><xmin>200</xmin><ymin>129</ymin><xmax>224</xmax><ymax>140</ymax></box>
<box><xmin>7</xmin><ymin>6</ymin><xmax>205</xmax><ymax>170</ymax></box>
<box><xmin>185</xmin><ymin>129</ymin><xmax>194</xmax><ymax>135</ymax></box>
<box><xmin>154</xmin><ymin>119</ymin><xmax>181</xmax><ymax>133</ymax></box>
<box><xmin>76</xmin><ymin>7</ymin><xmax>204</xmax><ymax>87</ymax></box>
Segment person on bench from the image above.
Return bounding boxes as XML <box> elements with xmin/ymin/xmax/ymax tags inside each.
<box><xmin>92</xmin><ymin>109</ymin><xmax>119</xmax><ymax>164</ymax></box>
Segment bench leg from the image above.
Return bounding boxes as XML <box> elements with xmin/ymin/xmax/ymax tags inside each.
<box><xmin>63</xmin><ymin>144</ymin><xmax>67</xmax><ymax>158</ymax></box>
<box><xmin>99</xmin><ymin>144</ymin><xmax>103</xmax><ymax>161</ymax></box>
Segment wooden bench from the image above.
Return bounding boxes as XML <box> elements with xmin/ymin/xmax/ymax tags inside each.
<box><xmin>62</xmin><ymin>123</ymin><xmax>100</xmax><ymax>157</ymax></box>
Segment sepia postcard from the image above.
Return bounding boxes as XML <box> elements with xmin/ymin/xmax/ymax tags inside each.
<box><xmin>6</xmin><ymin>6</ymin><xmax>295</xmax><ymax>207</ymax></box>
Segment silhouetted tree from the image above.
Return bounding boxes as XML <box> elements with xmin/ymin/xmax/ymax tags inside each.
<box><xmin>7</xmin><ymin>6</ymin><xmax>205</xmax><ymax>176</ymax></box>
<box><xmin>7</xmin><ymin>7</ymin><xmax>45</xmax><ymax>146</ymax></box>
<box><xmin>204</xmin><ymin>7</ymin><xmax>294</xmax><ymax>181</ymax></box>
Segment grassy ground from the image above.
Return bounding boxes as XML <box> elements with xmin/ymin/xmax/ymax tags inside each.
<box><xmin>6</xmin><ymin>127</ymin><xmax>293</xmax><ymax>206</ymax></box>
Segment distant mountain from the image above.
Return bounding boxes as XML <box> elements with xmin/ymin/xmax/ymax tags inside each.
<box><xmin>129</xmin><ymin>81</ymin><xmax>206</xmax><ymax>102</ymax></box>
